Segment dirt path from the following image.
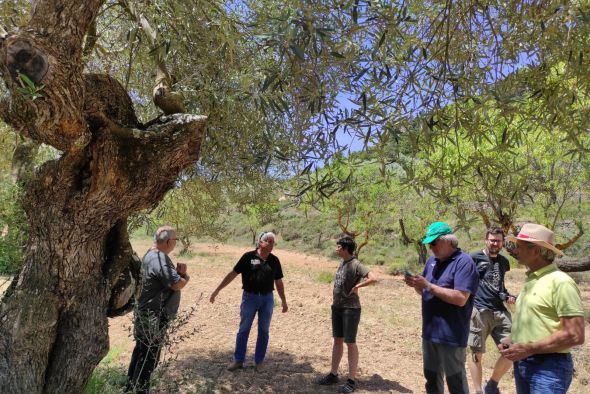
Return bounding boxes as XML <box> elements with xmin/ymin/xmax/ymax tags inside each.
<box><xmin>107</xmin><ymin>241</ymin><xmax>590</xmax><ymax>393</ymax></box>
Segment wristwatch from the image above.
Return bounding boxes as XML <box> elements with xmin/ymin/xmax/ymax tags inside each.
<box><xmin>425</xmin><ymin>282</ymin><xmax>432</xmax><ymax>292</ymax></box>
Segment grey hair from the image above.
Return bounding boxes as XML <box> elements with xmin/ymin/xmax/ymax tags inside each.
<box><xmin>256</xmin><ymin>231</ymin><xmax>276</xmax><ymax>247</ymax></box>
<box><xmin>538</xmin><ymin>246</ymin><xmax>556</xmax><ymax>263</ymax></box>
<box><xmin>154</xmin><ymin>226</ymin><xmax>175</xmax><ymax>244</ymax></box>
<box><xmin>439</xmin><ymin>233</ymin><xmax>459</xmax><ymax>248</ymax></box>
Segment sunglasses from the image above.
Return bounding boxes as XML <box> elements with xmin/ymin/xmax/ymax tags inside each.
<box><xmin>430</xmin><ymin>238</ymin><xmax>439</xmax><ymax>246</ymax></box>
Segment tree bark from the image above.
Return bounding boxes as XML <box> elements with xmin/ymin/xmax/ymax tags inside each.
<box><xmin>0</xmin><ymin>0</ymin><xmax>207</xmax><ymax>392</ymax></box>
<box><xmin>557</xmin><ymin>257</ymin><xmax>590</xmax><ymax>273</ymax></box>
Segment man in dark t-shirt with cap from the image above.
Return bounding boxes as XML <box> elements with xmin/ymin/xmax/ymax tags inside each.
<box><xmin>317</xmin><ymin>236</ymin><xmax>376</xmax><ymax>394</ymax></box>
<box><xmin>210</xmin><ymin>231</ymin><xmax>288</xmax><ymax>371</ymax></box>
<box><xmin>404</xmin><ymin>221</ymin><xmax>479</xmax><ymax>394</ymax></box>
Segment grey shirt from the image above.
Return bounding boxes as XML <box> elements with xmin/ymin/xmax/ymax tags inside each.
<box><xmin>137</xmin><ymin>249</ymin><xmax>182</xmax><ymax>318</ymax></box>
<box><xmin>332</xmin><ymin>257</ymin><xmax>370</xmax><ymax>308</ymax></box>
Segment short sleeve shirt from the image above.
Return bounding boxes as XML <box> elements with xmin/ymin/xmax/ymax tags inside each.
<box><xmin>512</xmin><ymin>264</ymin><xmax>584</xmax><ymax>352</ymax></box>
<box><xmin>332</xmin><ymin>258</ymin><xmax>370</xmax><ymax>308</ymax></box>
<box><xmin>421</xmin><ymin>249</ymin><xmax>479</xmax><ymax>347</ymax></box>
<box><xmin>137</xmin><ymin>249</ymin><xmax>182</xmax><ymax>317</ymax></box>
<box><xmin>233</xmin><ymin>250</ymin><xmax>284</xmax><ymax>294</ymax></box>
<box><xmin>471</xmin><ymin>251</ymin><xmax>511</xmax><ymax>311</ymax></box>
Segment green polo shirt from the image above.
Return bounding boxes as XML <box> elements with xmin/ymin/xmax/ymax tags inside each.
<box><xmin>512</xmin><ymin>263</ymin><xmax>584</xmax><ymax>353</ymax></box>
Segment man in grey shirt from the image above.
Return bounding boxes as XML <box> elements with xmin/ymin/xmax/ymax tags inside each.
<box><xmin>317</xmin><ymin>236</ymin><xmax>376</xmax><ymax>393</ymax></box>
<box><xmin>125</xmin><ymin>226</ymin><xmax>189</xmax><ymax>394</ymax></box>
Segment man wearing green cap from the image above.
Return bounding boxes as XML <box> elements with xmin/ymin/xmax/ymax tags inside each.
<box><xmin>404</xmin><ymin>221</ymin><xmax>479</xmax><ymax>394</ymax></box>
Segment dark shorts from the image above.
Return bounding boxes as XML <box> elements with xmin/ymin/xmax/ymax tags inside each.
<box><xmin>331</xmin><ymin>306</ymin><xmax>361</xmax><ymax>343</ymax></box>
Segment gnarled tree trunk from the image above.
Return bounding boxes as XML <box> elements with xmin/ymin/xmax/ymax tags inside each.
<box><xmin>0</xmin><ymin>1</ymin><xmax>206</xmax><ymax>392</ymax></box>
<box><xmin>557</xmin><ymin>257</ymin><xmax>590</xmax><ymax>273</ymax></box>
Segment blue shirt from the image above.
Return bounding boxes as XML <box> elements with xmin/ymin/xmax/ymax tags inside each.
<box><xmin>421</xmin><ymin>249</ymin><xmax>479</xmax><ymax>347</ymax></box>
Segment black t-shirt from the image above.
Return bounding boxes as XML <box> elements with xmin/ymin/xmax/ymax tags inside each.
<box><xmin>471</xmin><ymin>250</ymin><xmax>510</xmax><ymax>311</ymax></box>
<box><xmin>233</xmin><ymin>250</ymin><xmax>284</xmax><ymax>294</ymax></box>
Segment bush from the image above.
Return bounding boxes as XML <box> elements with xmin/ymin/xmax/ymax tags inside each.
<box><xmin>0</xmin><ymin>181</ymin><xmax>27</xmax><ymax>275</ymax></box>
<box><xmin>317</xmin><ymin>271</ymin><xmax>334</xmax><ymax>284</ymax></box>
<box><xmin>84</xmin><ymin>347</ymin><xmax>127</xmax><ymax>394</ymax></box>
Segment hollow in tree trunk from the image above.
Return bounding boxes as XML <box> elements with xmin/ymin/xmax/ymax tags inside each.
<box><xmin>0</xmin><ymin>1</ymin><xmax>206</xmax><ymax>392</ymax></box>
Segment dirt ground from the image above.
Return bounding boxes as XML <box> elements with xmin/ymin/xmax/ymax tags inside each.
<box><xmin>45</xmin><ymin>241</ymin><xmax>564</xmax><ymax>394</ymax></box>
<box><xmin>106</xmin><ymin>240</ymin><xmax>590</xmax><ymax>394</ymax></box>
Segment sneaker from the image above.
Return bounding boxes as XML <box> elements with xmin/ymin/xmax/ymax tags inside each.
<box><xmin>338</xmin><ymin>379</ymin><xmax>356</xmax><ymax>393</ymax></box>
<box><xmin>255</xmin><ymin>363</ymin><xmax>264</xmax><ymax>372</ymax></box>
<box><xmin>484</xmin><ymin>381</ymin><xmax>501</xmax><ymax>394</ymax></box>
<box><xmin>227</xmin><ymin>361</ymin><xmax>243</xmax><ymax>371</ymax></box>
<box><xmin>317</xmin><ymin>372</ymin><xmax>339</xmax><ymax>385</ymax></box>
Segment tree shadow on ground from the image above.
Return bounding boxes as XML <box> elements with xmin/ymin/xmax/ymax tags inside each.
<box><xmin>157</xmin><ymin>349</ymin><xmax>412</xmax><ymax>393</ymax></box>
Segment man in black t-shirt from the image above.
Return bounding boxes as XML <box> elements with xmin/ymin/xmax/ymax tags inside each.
<box><xmin>210</xmin><ymin>231</ymin><xmax>288</xmax><ymax>371</ymax></box>
<box><xmin>467</xmin><ymin>228</ymin><xmax>515</xmax><ymax>394</ymax></box>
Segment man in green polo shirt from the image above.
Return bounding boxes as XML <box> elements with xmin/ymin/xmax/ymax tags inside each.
<box><xmin>499</xmin><ymin>223</ymin><xmax>585</xmax><ymax>394</ymax></box>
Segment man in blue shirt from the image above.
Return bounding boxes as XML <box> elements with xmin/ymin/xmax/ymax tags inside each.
<box><xmin>405</xmin><ymin>222</ymin><xmax>479</xmax><ymax>394</ymax></box>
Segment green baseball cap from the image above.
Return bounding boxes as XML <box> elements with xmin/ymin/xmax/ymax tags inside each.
<box><xmin>422</xmin><ymin>221</ymin><xmax>453</xmax><ymax>244</ymax></box>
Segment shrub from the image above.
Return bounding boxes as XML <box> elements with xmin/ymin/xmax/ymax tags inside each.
<box><xmin>0</xmin><ymin>181</ymin><xmax>27</xmax><ymax>275</ymax></box>
<box><xmin>317</xmin><ymin>271</ymin><xmax>334</xmax><ymax>284</ymax></box>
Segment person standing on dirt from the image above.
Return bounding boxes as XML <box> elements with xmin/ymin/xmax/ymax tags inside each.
<box><xmin>467</xmin><ymin>227</ymin><xmax>516</xmax><ymax>394</ymax></box>
<box><xmin>126</xmin><ymin>226</ymin><xmax>190</xmax><ymax>394</ymax></box>
<box><xmin>317</xmin><ymin>236</ymin><xmax>377</xmax><ymax>394</ymax></box>
<box><xmin>209</xmin><ymin>231</ymin><xmax>288</xmax><ymax>372</ymax></box>
<box><xmin>404</xmin><ymin>221</ymin><xmax>479</xmax><ymax>394</ymax></box>
<box><xmin>499</xmin><ymin>223</ymin><xmax>585</xmax><ymax>394</ymax></box>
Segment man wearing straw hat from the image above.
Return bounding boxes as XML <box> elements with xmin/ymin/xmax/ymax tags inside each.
<box><xmin>500</xmin><ymin>223</ymin><xmax>585</xmax><ymax>394</ymax></box>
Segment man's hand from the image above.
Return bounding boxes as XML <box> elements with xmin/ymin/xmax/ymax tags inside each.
<box><xmin>349</xmin><ymin>285</ymin><xmax>359</xmax><ymax>295</ymax></box>
<box><xmin>500</xmin><ymin>341</ymin><xmax>533</xmax><ymax>361</ymax></box>
<box><xmin>506</xmin><ymin>296</ymin><xmax>516</xmax><ymax>304</ymax></box>
<box><xmin>176</xmin><ymin>263</ymin><xmax>187</xmax><ymax>276</ymax></box>
<box><xmin>209</xmin><ymin>290</ymin><xmax>218</xmax><ymax>303</ymax></box>
<box><xmin>404</xmin><ymin>274</ymin><xmax>428</xmax><ymax>291</ymax></box>
<box><xmin>497</xmin><ymin>337</ymin><xmax>513</xmax><ymax>352</ymax></box>
<box><xmin>281</xmin><ymin>300</ymin><xmax>288</xmax><ymax>313</ymax></box>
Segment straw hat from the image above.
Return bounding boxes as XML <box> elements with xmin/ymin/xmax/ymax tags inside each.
<box><xmin>506</xmin><ymin>223</ymin><xmax>564</xmax><ymax>256</ymax></box>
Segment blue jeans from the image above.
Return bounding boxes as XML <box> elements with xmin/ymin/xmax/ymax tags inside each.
<box><xmin>234</xmin><ymin>291</ymin><xmax>274</xmax><ymax>364</ymax></box>
<box><xmin>514</xmin><ymin>353</ymin><xmax>573</xmax><ymax>394</ymax></box>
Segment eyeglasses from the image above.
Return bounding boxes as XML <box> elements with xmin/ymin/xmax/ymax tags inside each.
<box><xmin>487</xmin><ymin>239</ymin><xmax>503</xmax><ymax>244</ymax></box>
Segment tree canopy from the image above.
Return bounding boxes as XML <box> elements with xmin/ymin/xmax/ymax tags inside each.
<box><xmin>1</xmin><ymin>0</ymin><xmax>590</xmax><ymax>392</ymax></box>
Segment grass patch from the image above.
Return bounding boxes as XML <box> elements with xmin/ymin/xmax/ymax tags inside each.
<box><xmin>84</xmin><ymin>346</ymin><xmax>127</xmax><ymax>394</ymax></box>
<box><xmin>317</xmin><ymin>271</ymin><xmax>334</xmax><ymax>284</ymax></box>
<box><xmin>178</xmin><ymin>249</ymin><xmax>195</xmax><ymax>259</ymax></box>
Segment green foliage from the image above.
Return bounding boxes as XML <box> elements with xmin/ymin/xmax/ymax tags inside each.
<box><xmin>16</xmin><ymin>73</ymin><xmax>45</xmax><ymax>100</ymax></box>
<box><xmin>154</xmin><ymin>178</ymin><xmax>228</xmax><ymax>253</ymax></box>
<box><xmin>0</xmin><ymin>181</ymin><xmax>27</xmax><ymax>274</ymax></box>
<box><xmin>83</xmin><ymin>347</ymin><xmax>127</xmax><ymax>394</ymax></box>
<box><xmin>316</xmin><ymin>271</ymin><xmax>333</xmax><ymax>284</ymax></box>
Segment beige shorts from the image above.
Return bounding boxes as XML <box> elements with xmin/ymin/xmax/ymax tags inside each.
<box><xmin>468</xmin><ymin>308</ymin><xmax>512</xmax><ymax>353</ymax></box>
